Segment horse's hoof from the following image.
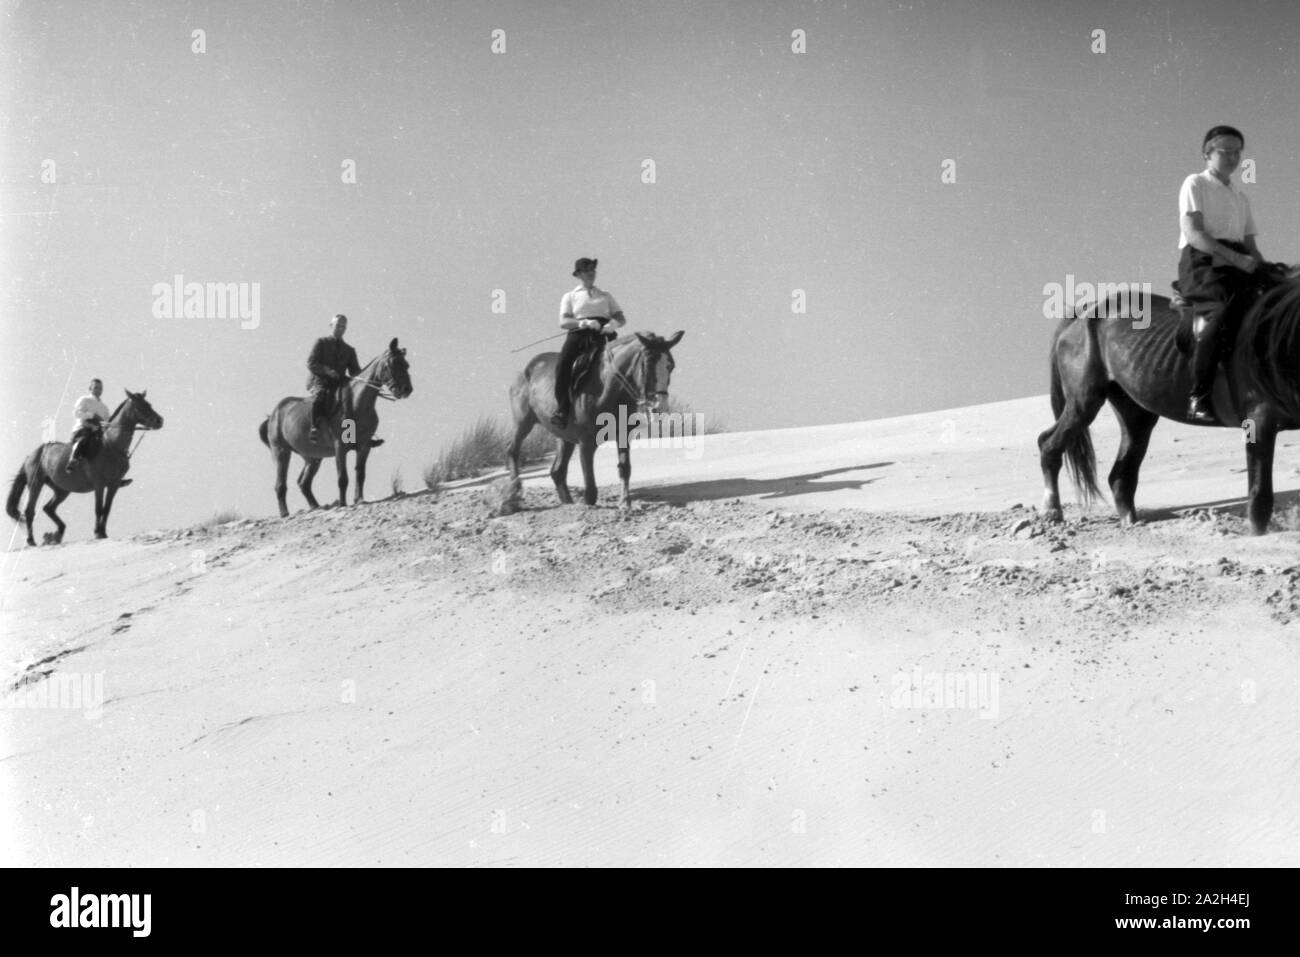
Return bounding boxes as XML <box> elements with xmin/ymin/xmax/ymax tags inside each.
<box><xmin>1042</xmin><ymin>507</ymin><xmax>1064</xmax><ymax>524</ymax></box>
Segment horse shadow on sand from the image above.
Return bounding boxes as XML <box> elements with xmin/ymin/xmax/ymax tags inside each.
<box><xmin>463</xmin><ymin>462</ymin><xmax>893</xmax><ymax>513</ymax></box>
<box><xmin>637</xmin><ymin>463</ymin><xmax>894</xmax><ymax>504</ymax></box>
<box><xmin>1136</xmin><ymin>486</ymin><xmax>1300</xmax><ymax>529</ymax></box>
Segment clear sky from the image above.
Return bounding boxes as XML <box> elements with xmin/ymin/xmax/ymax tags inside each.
<box><xmin>6</xmin><ymin>0</ymin><xmax>1300</xmax><ymax>537</ymax></box>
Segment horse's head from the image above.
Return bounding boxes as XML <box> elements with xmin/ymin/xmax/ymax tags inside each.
<box><xmin>378</xmin><ymin>338</ymin><xmax>413</xmax><ymax>399</ymax></box>
<box><xmin>627</xmin><ymin>331</ymin><xmax>684</xmax><ymax>413</ymax></box>
<box><xmin>121</xmin><ymin>389</ymin><xmax>164</xmax><ymax>430</ymax></box>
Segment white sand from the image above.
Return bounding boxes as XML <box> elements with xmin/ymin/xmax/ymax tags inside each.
<box><xmin>3</xmin><ymin>395</ymin><xmax>1299</xmax><ymax>866</ymax></box>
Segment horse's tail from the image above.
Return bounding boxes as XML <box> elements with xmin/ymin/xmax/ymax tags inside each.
<box><xmin>6</xmin><ymin>465</ymin><xmax>28</xmax><ymax>522</ymax></box>
<box><xmin>258</xmin><ymin>417</ymin><xmax>270</xmax><ymax>448</ymax></box>
<box><xmin>1049</xmin><ymin>321</ymin><xmax>1101</xmax><ymax>505</ymax></box>
<box><xmin>1064</xmin><ymin>418</ymin><xmax>1100</xmax><ymax>506</ymax></box>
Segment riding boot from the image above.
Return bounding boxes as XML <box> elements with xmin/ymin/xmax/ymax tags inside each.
<box><xmin>65</xmin><ymin>441</ymin><xmax>82</xmax><ymax>472</ymax></box>
<box><xmin>1188</xmin><ymin>310</ymin><xmax>1223</xmax><ymax>422</ymax></box>
<box><xmin>552</xmin><ymin>332</ymin><xmax>584</xmax><ymax>427</ymax></box>
<box><xmin>308</xmin><ymin>391</ymin><xmax>328</xmax><ymax>441</ymax></box>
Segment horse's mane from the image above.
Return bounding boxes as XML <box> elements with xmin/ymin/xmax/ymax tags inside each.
<box><xmin>1239</xmin><ymin>276</ymin><xmax>1300</xmax><ymax>421</ymax></box>
<box><xmin>107</xmin><ymin>397</ymin><xmax>128</xmax><ymax>421</ymax></box>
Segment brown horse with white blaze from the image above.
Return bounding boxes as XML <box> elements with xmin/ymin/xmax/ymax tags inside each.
<box><xmin>7</xmin><ymin>390</ymin><xmax>164</xmax><ymax>545</ymax></box>
<box><xmin>507</xmin><ymin>331</ymin><xmax>684</xmax><ymax>508</ymax></box>
<box><xmin>259</xmin><ymin>338</ymin><xmax>412</xmax><ymax>517</ymax></box>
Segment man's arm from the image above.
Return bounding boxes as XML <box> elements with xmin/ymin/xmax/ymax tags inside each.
<box><xmin>346</xmin><ymin>345</ymin><xmax>361</xmax><ymax>378</ymax></box>
<box><xmin>306</xmin><ymin>338</ymin><xmax>335</xmax><ymax>380</ymax></box>
<box><xmin>1182</xmin><ymin>211</ymin><xmax>1258</xmax><ymax>271</ymax></box>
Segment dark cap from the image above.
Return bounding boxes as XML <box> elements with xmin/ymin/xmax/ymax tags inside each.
<box><xmin>572</xmin><ymin>258</ymin><xmax>598</xmax><ymax>277</ymax></box>
<box><xmin>1202</xmin><ymin>125</ymin><xmax>1244</xmax><ymax>154</ymax></box>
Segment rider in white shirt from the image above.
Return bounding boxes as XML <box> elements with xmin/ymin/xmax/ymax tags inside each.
<box><xmin>66</xmin><ymin>378</ymin><xmax>112</xmax><ymax>470</ymax></box>
<box><xmin>551</xmin><ymin>258</ymin><xmax>627</xmax><ymax>427</ymax></box>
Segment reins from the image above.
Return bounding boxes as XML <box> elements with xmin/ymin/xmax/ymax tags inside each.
<box><xmin>345</xmin><ymin>353</ymin><xmax>400</xmax><ymax>401</ymax></box>
<box><xmin>103</xmin><ymin>415</ymin><xmax>158</xmax><ymax>460</ymax></box>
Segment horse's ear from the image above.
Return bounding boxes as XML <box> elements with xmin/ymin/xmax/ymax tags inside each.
<box><xmin>635</xmin><ymin>333</ymin><xmax>650</xmax><ymax>346</ymax></box>
<box><xmin>141</xmin><ymin>389</ymin><xmax>147</xmax><ymax>398</ymax></box>
<box><xmin>389</xmin><ymin>337</ymin><xmax>399</xmax><ymax>352</ymax></box>
<box><xmin>666</xmin><ymin>330</ymin><xmax>684</xmax><ymax>348</ymax></box>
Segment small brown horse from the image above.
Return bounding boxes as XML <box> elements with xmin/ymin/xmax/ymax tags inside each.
<box><xmin>259</xmin><ymin>338</ymin><xmax>412</xmax><ymax>517</ymax></box>
<box><xmin>1039</xmin><ymin>278</ymin><xmax>1300</xmax><ymax>535</ymax></box>
<box><xmin>7</xmin><ymin>390</ymin><xmax>164</xmax><ymax>545</ymax></box>
<box><xmin>507</xmin><ymin>331</ymin><xmax>684</xmax><ymax>507</ymax></box>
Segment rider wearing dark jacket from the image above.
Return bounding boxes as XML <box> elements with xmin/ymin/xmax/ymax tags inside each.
<box><xmin>307</xmin><ymin>313</ymin><xmax>361</xmax><ymax>440</ymax></box>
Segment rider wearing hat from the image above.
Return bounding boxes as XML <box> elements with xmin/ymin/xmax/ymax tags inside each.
<box><xmin>551</xmin><ymin>258</ymin><xmax>626</xmax><ymax>427</ymax></box>
<box><xmin>1178</xmin><ymin>125</ymin><xmax>1284</xmax><ymax>421</ymax></box>
<box><xmin>306</xmin><ymin>313</ymin><xmax>361</xmax><ymax>441</ymax></box>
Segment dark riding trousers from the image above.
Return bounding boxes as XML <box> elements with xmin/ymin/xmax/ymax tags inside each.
<box><xmin>1177</xmin><ymin>239</ymin><xmax>1284</xmax><ymax>399</ymax></box>
<box><xmin>553</xmin><ymin>319</ymin><xmax>613</xmax><ymax>411</ymax></box>
<box><xmin>306</xmin><ymin>336</ymin><xmax>361</xmax><ymax>426</ymax></box>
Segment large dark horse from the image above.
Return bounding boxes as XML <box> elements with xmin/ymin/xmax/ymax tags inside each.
<box><xmin>1039</xmin><ymin>279</ymin><xmax>1300</xmax><ymax>535</ymax></box>
<box><xmin>507</xmin><ymin>331</ymin><xmax>684</xmax><ymax>507</ymax></box>
<box><xmin>7</xmin><ymin>390</ymin><xmax>164</xmax><ymax>545</ymax></box>
<box><xmin>259</xmin><ymin>338</ymin><xmax>412</xmax><ymax>517</ymax></box>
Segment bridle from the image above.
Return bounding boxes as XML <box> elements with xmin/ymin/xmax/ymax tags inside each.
<box><xmin>346</xmin><ymin>350</ymin><xmax>405</xmax><ymax>402</ymax></box>
<box><xmin>608</xmin><ymin>339</ymin><xmax>671</xmax><ymax>411</ymax></box>
<box><xmin>102</xmin><ymin>397</ymin><xmax>161</xmax><ymax>459</ymax></box>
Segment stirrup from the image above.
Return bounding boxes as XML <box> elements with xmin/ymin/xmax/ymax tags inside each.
<box><xmin>1187</xmin><ymin>395</ymin><xmax>1215</xmax><ymax>421</ymax></box>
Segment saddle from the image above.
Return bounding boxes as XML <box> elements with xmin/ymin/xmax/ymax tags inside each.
<box><xmin>70</xmin><ymin>424</ymin><xmax>104</xmax><ymax>460</ymax></box>
<box><xmin>567</xmin><ymin>333</ymin><xmax>613</xmax><ymax>399</ymax></box>
<box><xmin>311</xmin><ymin>383</ymin><xmax>353</xmax><ymax>420</ymax></box>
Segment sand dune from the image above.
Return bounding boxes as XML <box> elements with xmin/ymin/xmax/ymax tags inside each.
<box><xmin>3</xmin><ymin>395</ymin><xmax>1299</xmax><ymax>866</ymax></box>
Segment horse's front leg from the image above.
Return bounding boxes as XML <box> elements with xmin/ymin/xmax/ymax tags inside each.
<box><xmin>617</xmin><ymin>442</ymin><xmax>631</xmax><ymax>509</ymax></box>
<box><xmin>579</xmin><ymin>439</ymin><xmax>598</xmax><ymax>506</ymax></box>
<box><xmin>1245</xmin><ymin>413</ymin><xmax>1277</xmax><ymax>535</ymax></box>
<box><xmin>550</xmin><ymin>441</ymin><xmax>575</xmax><ymax>504</ymax></box>
<box><xmin>334</xmin><ymin>447</ymin><xmax>349</xmax><ymax>508</ymax></box>
<box><xmin>99</xmin><ymin>483</ymin><xmax>121</xmax><ymax>540</ymax></box>
<box><xmin>353</xmin><ymin>443</ymin><xmax>371</xmax><ymax>505</ymax></box>
<box><xmin>93</xmin><ymin>484</ymin><xmax>106</xmax><ymax>538</ymax></box>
